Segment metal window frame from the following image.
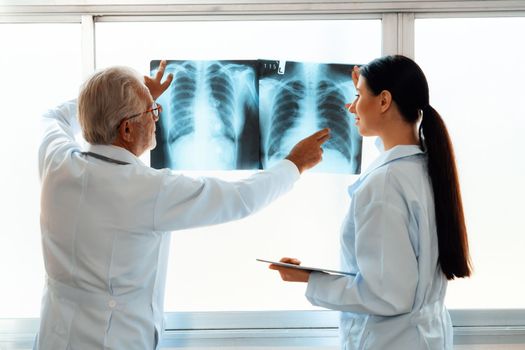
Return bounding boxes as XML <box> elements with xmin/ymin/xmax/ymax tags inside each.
<box><xmin>1</xmin><ymin>1</ymin><xmax>524</xmax><ymax>347</ymax></box>
<box><xmin>2</xmin><ymin>310</ymin><xmax>525</xmax><ymax>347</ymax></box>
<box><xmin>2</xmin><ymin>1</ymin><xmax>525</xmax><ymax>14</ymax></box>
<box><xmin>161</xmin><ymin>309</ymin><xmax>525</xmax><ymax>345</ymax></box>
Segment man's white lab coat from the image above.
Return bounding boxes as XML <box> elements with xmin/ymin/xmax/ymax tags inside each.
<box><xmin>35</xmin><ymin>100</ymin><xmax>299</xmax><ymax>349</ymax></box>
<box><xmin>306</xmin><ymin>145</ymin><xmax>453</xmax><ymax>349</ymax></box>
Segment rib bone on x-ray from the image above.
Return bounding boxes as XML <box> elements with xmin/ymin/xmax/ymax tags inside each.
<box><xmin>150</xmin><ymin>60</ymin><xmax>260</xmax><ymax>170</ymax></box>
<box><xmin>150</xmin><ymin>59</ymin><xmax>362</xmax><ymax>174</ymax></box>
<box><xmin>259</xmin><ymin>60</ymin><xmax>362</xmax><ymax>174</ymax></box>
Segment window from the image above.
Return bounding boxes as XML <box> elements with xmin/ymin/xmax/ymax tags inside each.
<box><xmin>0</xmin><ymin>23</ymin><xmax>82</xmax><ymax>318</ymax></box>
<box><xmin>415</xmin><ymin>17</ymin><xmax>525</xmax><ymax>308</ymax></box>
<box><xmin>1</xmin><ymin>4</ymin><xmax>524</xmax><ymax>347</ymax></box>
<box><xmin>96</xmin><ymin>19</ymin><xmax>382</xmax><ymax>311</ymax></box>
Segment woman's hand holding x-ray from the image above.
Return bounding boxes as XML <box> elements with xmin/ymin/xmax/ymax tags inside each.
<box><xmin>345</xmin><ymin>66</ymin><xmax>361</xmax><ymax>113</ymax></box>
<box><xmin>269</xmin><ymin>257</ymin><xmax>311</xmax><ymax>283</ymax></box>
<box><xmin>285</xmin><ymin>128</ymin><xmax>330</xmax><ymax>173</ymax></box>
<box><xmin>144</xmin><ymin>60</ymin><xmax>174</xmax><ymax>100</ymax></box>
<box><xmin>351</xmin><ymin>65</ymin><xmax>360</xmax><ymax>87</ymax></box>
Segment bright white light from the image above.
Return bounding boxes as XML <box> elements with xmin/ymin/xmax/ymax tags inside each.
<box><xmin>0</xmin><ymin>23</ymin><xmax>82</xmax><ymax>317</ymax></box>
<box><xmin>416</xmin><ymin>17</ymin><xmax>525</xmax><ymax>308</ymax></box>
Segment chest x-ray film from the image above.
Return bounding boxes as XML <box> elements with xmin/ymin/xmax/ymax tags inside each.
<box><xmin>259</xmin><ymin>60</ymin><xmax>362</xmax><ymax>174</ymax></box>
<box><xmin>151</xmin><ymin>60</ymin><xmax>260</xmax><ymax>170</ymax></box>
<box><xmin>151</xmin><ymin>59</ymin><xmax>362</xmax><ymax>174</ymax></box>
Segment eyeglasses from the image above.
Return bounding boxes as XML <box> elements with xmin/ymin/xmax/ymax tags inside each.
<box><xmin>117</xmin><ymin>102</ymin><xmax>162</xmax><ymax>129</ymax></box>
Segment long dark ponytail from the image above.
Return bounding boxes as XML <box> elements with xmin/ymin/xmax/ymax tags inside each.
<box><xmin>360</xmin><ymin>55</ymin><xmax>472</xmax><ymax>280</ymax></box>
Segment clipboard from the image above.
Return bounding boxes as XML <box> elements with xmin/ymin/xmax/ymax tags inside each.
<box><xmin>256</xmin><ymin>258</ymin><xmax>356</xmax><ymax>276</ymax></box>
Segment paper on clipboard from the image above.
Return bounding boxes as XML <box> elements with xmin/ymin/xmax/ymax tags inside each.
<box><xmin>256</xmin><ymin>258</ymin><xmax>356</xmax><ymax>276</ymax></box>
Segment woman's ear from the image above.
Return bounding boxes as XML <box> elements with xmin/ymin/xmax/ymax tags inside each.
<box><xmin>379</xmin><ymin>90</ymin><xmax>393</xmax><ymax>113</ymax></box>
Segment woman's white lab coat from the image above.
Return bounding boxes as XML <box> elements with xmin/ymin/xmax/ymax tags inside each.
<box><xmin>35</xmin><ymin>101</ymin><xmax>300</xmax><ymax>349</ymax></box>
<box><xmin>306</xmin><ymin>145</ymin><xmax>453</xmax><ymax>350</ymax></box>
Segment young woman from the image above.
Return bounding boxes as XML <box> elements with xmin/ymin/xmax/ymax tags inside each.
<box><xmin>270</xmin><ymin>55</ymin><xmax>472</xmax><ymax>350</ymax></box>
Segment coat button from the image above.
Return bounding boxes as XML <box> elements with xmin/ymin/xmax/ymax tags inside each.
<box><xmin>108</xmin><ymin>300</ymin><xmax>117</xmax><ymax>308</ymax></box>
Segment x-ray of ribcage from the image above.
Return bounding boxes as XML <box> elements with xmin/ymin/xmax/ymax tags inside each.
<box><xmin>259</xmin><ymin>60</ymin><xmax>362</xmax><ymax>174</ymax></box>
<box><xmin>150</xmin><ymin>60</ymin><xmax>260</xmax><ymax>170</ymax></box>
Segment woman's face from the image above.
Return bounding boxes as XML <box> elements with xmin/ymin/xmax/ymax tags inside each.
<box><xmin>347</xmin><ymin>76</ymin><xmax>383</xmax><ymax>137</ymax></box>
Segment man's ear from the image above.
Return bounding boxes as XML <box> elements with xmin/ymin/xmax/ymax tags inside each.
<box><xmin>379</xmin><ymin>90</ymin><xmax>393</xmax><ymax>113</ymax></box>
<box><xmin>117</xmin><ymin>121</ymin><xmax>133</xmax><ymax>142</ymax></box>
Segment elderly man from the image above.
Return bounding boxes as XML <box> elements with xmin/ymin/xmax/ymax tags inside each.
<box><xmin>35</xmin><ymin>61</ymin><xmax>329</xmax><ymax>349</ymax></box>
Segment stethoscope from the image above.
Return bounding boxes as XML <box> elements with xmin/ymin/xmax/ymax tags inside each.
<box><xmin>81</xmin><ymin>152</ymin><xmax>130</xmax><ymax>165</ymax></box>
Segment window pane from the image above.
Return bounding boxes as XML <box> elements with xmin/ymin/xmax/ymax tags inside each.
<box><xmin>96</xmin><ymin>20</ymin><xmax>381</xmax><ymax>311</ymax></box>
<box><xmin>0</xmin><ymin>23</ymin><xmax>82</xmax><ymax>317</ymax></box>
<box><xmin>415</xmin><ymin>17</ymin><xmax>525</xmax><ymax>308</ymax></box>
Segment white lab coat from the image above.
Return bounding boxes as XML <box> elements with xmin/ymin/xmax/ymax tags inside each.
<box><xmin>35</xmin><ymin>100</ymin><xmax>300</xmax><ymax>350</ymax></box>
<box><xmin>306</xmin><ymin>144</ymin><xmax>453</xmax><ymax>350</ymax></box>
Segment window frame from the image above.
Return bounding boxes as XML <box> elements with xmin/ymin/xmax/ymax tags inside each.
<box><xmin>1</xmin><ymin>1</ymin><xmax>524</xmax><ymax>347</ymax></box>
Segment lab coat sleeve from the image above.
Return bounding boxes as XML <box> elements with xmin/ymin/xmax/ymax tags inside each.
<box><xmin>305</xmin><ymin>200</ymin><xmax>418</xmax><ymax>316</ymax></box>
<box><xmin>39</xmin><ymin>100</ymin><xmax>81</xmax><ymax>180</ymax></box>
<box><xmin>153</xmin><ymin>159</ymin><xmax>300</xmax><ymax>231</ymax></box>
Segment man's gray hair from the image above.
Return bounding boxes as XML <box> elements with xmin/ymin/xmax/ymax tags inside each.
<box><xmin>78</xmin><ymin>66</ymin><xmax>150</xmax><ymax>144</ymax></box>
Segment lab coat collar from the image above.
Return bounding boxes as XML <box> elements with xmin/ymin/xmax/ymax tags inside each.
<box><xmin>86</xmin><ymin>144</ymin><xmax>145</xmax><ymax>166</ymax></box>
<box><xmin>348</xmin><ymin>142</ymin><xmax>424</xmax><ymax>197</ymax></box>
<box><xmin>361</xmin><ymin>143</ymin><xmax>424</xmax><ymax>179</ymax></box>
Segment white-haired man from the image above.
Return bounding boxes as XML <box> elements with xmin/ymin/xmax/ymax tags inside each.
<box><xmin>35</xmin><ymin>61</ymin><xmax>330</xmax><ymax>349</ymax></box>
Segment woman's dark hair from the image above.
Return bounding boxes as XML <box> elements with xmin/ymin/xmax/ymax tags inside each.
<box><xmin>359</xmin><ymin>55</ymin><xmax>472</xmax><ymax>280</ymax></box>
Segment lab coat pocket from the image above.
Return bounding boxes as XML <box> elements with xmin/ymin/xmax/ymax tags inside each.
<box><xmin>39</xmin><ymin>297</ymin><xmax>76</xmax><ymax>349</ymax></box>
<box><xmin>360</xmin><ymin>330</ymin><xmax>372</xmax><ymax>350</ymax></box>
<box><xmin>356</xmin><ymin>316</ymin><xmax>372</xmax><ymax>350</ymax></box>
<box><xmin>341</xmin><ymin>313</ymin><xmax>369</xmax><ymax>350</ymax></box>
<box><xmin>53</xmin><ymin>298</ymin><xmax>76</xmax><ymax>338</ymax></box>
